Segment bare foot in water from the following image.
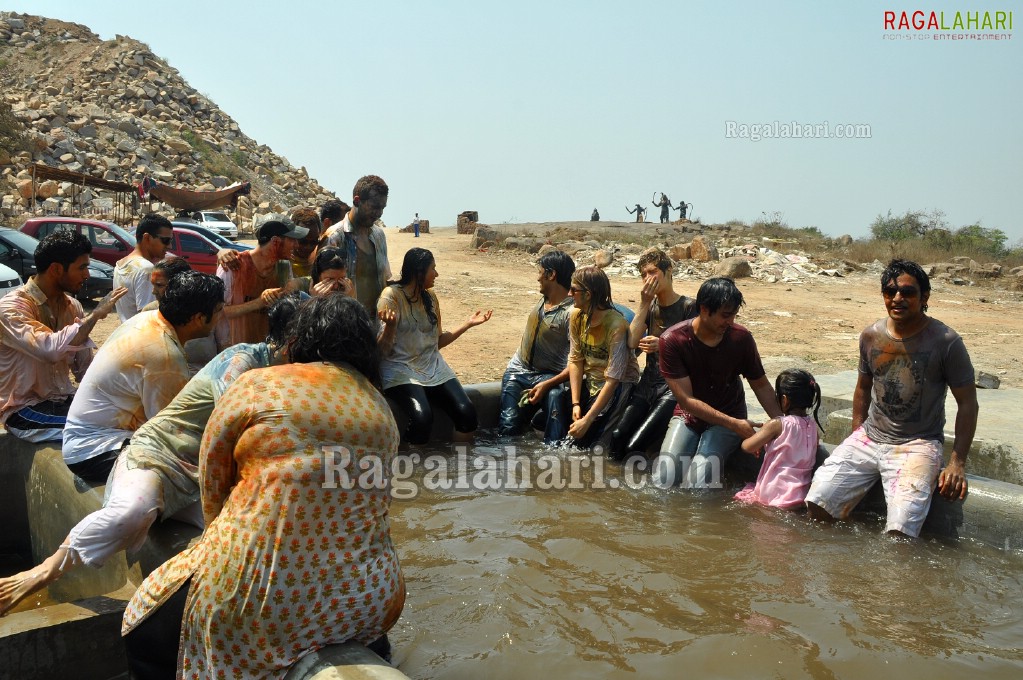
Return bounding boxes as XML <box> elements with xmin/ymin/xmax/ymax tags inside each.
<box><xmin>0</xmin><ymin>549</ymin><xmax>66</xmax><ymax>617</ymax></box>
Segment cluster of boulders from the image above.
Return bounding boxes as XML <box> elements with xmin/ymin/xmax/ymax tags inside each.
<box><xmin>926</xmin><ymin>258</ymin><xmax>1022</xmax><ymax>286</ymax></box>
<box><xmin>0</xmin><ymin>12</ymin><xmax>335</xmax><ymax>228</ymax></box>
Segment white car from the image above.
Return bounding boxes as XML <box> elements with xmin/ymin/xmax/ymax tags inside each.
<box><xmin>175</xmin><ymin>211</ymin><xmax>238</xmax><ymax>240</ymax></box>
<box><xmin>0</xmin><ymin>262</ymin><xmax>22</xmax><ymax>297</ymax></box>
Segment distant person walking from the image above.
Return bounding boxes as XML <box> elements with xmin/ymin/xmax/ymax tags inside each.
<box><xmin>414</xmin><ymin>212</ymin><xmax>420</xmax><ymax>238</ymax></box>
<box><xmin>591</xmin><ymin>208</ymin><xmax>600</xmax><ymax>221</ymax></box>
<box><xmin>673</xmin><ymin>200</ymin><xmax>690</xmax><ymax>220</ymax></box>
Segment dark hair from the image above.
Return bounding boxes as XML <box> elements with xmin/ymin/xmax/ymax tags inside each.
<box><xmin>637</xmin><ymin>247</ymin><xmax>672</xmax><ymax>273</ymax></box>
<box><xmin>35</xmin><ymin>229</ymin><xmax>92</xmax><ymax>273</ymax></box>
<box><xmin>881</xmin><ymin>259</ymin><xmax>930</xmax><ymax>312</ymax></box>
<box><xmin>320</xmin><ymin>199</ymin><xmax>350</xmax><ymax>225</ymax></box>
<box><xmin>571</xmin><ymin>265</ymin><xmax>613</xmax><ymax>320</ymax></box>
<box><xmin>696</xmin><ymin>277</ymin><xmax>745</xmax><ymax>315</ymax></box>
<box><xmin>775</xmin><ymin>368</ymin><xmax>823</xmax><ymax>431</ymax></box>
<box><xmin>135</xmin><ymin>213</ymin><xmax>172</xmax><ymax>242</ymax></box>
<box><xmin>537</xmin><ymin>250</ymin><xmax>575</xmax><ymax>289</ymax></box>
<box><xmin>159</xmin><ymin>271</ymin><xmax>225</xmax><ymax>326</ymax></box>
<box><xmin>290</xmin><ymin>207</ymin><xmax>322</xmax><ymax>236</ymax></box>
<box><xmin>311</xmin><ymin>247</ymin><xmax>348</xmax><ymax>284</ymax></box>
<box><xmin>266</xmin><ymin>292</ymin><xmax>303</xmax><ymax>348</ymax></box>
<box><xmin>396</xmin><ymin>247</ymin><xmax>438</xmax><ymax>325</ymax></box>
<box><xmin>353</xmin><ymin>175</ymin><xmax>388</xmax><ymax>203</ymax></box>
<box><xmin>152</xmin><ymin>256</ymin><xmax>191</xmax><ymax>280</ymax></box>
<box><xmin>287</xmin><ymin>294</ymin><xmax>381</xmax><ymax>386</ymax></box>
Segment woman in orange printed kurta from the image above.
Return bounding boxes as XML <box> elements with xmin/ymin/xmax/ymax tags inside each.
<box><xmin>122</xmin><ymin>295</ymin><xmax>404</xmax><ymax>679</ymax></box>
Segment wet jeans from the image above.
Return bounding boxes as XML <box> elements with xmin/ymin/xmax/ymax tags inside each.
<box><xmin>652</xmin><ymin>416</ymin><xmax>742</xmax><ymax>488</ymax></box>
<box><xmin>499</xmin><ymin>368</ymin><xmax>561</xmax><ymax>436</ymax></box>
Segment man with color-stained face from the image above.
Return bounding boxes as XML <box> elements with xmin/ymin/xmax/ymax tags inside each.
<box><xmin>320</xmin><ymin>175</ymin><xmax>392</xmax><ymax>313</ymax></box>
<box><xmin>113</xmin><ymin>212</ymin><xmax>174</xmax><ymax>322</ymax></box>
<box><xmin>806</xmin><ymin>259</ymin><xmax>978</xmax><ymax>538</ymax></box>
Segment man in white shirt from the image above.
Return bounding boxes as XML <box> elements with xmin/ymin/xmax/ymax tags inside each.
<box><xmin>113</xmin><ymin>213</ymin><xmax>173</xmax><ymax>322</ymax></box>
<box><xmin>62</xmin><ymin>271</ymin><xmax>225</xmax><ymax>482</ymax></box>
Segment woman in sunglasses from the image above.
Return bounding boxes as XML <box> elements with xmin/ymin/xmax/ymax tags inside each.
<box><xmin>548</xmin><ymin>265</ymin><xmax>640</xmax><ymax>448</ymax></box>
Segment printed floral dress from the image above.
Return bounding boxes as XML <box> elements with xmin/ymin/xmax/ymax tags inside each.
<box><xmin>122</xmin><ymin>361</ymin><xmax>404</xmax><ymax>679</ymax></box>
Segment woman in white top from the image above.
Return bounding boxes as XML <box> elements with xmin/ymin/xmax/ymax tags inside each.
<box><xmin>377</xmin><ymin>248</ymin><xmax>491</xmax><ymax>444</ymax></box>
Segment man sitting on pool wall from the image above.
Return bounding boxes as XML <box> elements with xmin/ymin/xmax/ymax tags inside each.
<box><xmin>653</xmin><ymin>276</ymin><xmax>782</xmax><ymax>488</ymax></box>
<box><xmin>498</xmin><ymin>250</ymin><xmax>575</xmax><ymax>436</ymax></box>
<box><xmin>805</xmin><ymin>259</ymin><xmax>978</xmax><ymax>537</ymax></box>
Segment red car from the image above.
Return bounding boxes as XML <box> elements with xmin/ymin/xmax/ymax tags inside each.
<box><xmin>21</xmin><ymin>216</ymin><xmax>136</xmax><ymax>267</ymax></box>
<box><xmin>169</xmin><ymin>226</ymin><xmax>225</xmax><ymax>274</ymax></box>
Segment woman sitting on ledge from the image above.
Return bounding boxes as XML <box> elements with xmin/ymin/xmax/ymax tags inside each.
<box><xmin>121</xmin><ymin>294</ymin><xmax>405</xmax><ymax>679</ymax></box>
<box><xmin>378</xmin><ymin>247</ymin><xmax>492</xmax><ymax>445</ymax></box>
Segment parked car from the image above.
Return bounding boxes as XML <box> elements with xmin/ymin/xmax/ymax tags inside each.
<box><xmin>171</xmin><ymin>222</ymin><xmax>252</xmax><ymax>252</ymax></box>
<box><xmin>0</xmin><ymin>262</ymin><xmax>21</xmax><ymax>298</ymax></box>
<box><xmin>21</xmin><ymin>217</ymin><xmax>136</xmax><ymax>267</ymax></box>
<box><xmin>0</xmin><ymin>225</ymin><xmax>116</xmax><ymax>301</ymax></box>
<box><xmin>169</xmin><ymin>224</ymin><xmax>253</xmax><ymax>274</ymax></box>
<box><xmin>174</xmin><ymin>210</ymin><xmax>239</xmax><ymax>239</ymax></box>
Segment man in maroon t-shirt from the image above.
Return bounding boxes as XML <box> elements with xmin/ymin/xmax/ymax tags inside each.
<box><xmin>654</xmin><ymin>277</ymin><xmax>782</xmax><ymax>488</ymax></box>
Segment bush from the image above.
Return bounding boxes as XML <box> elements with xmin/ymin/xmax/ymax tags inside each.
<box><xmin>0</xmin><ymin>95</ymin><xmax>27</xmax><ymax>156</ymax></box>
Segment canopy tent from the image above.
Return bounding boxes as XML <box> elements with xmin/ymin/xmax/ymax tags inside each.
<box><xmin>137</xmin><ymin>177</ymin><xmax>251</xmax><ymax>211</ymax></box>
<box><xmin>30</xmin><ymin>163</ymin><xmax>136</xmax><ymax>224</ymax></box>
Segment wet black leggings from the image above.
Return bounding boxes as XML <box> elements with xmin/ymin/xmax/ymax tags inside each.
<box><xmin>124</xmin><ymin>578</ymin><xmax>191</xmax><ymax>679</ymax></box>
<box><xmin>609</xmin><ymin>392</ymin><xmax>677</xmax><ymax>460</ymax></box>
<box><xmin>385</xmin><ymin>378</ymin><xmax>478</xmax><ymax>445</ymax></box>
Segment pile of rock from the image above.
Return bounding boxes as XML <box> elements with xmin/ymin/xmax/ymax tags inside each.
<box><xmin>456</xmin><ymin>211</ymin><xmax>479</xmax><ymax>234</ymax></box>
<box><xmin>0</xmin><ymin>12</ymin><xmax>336</xmax><ymax>224</ymax></box>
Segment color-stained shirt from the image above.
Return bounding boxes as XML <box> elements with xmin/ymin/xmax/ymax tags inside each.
<box><xmin>0</xmin><ymin>276</ymin><xmax>93</xmax><ymax>424</ymax></box>
<box><xmin>377</xmin><ymin>285</ymin><xmax>456</xmax><ymax>390</ymax></box>
<box><xmin>506</xmin><ymin>296</ymin><xmax>574</xmax><ymax>375</ymax></box>
<box><xmin>638</xmin><ymin>295</ymin><xmax>697</xmax><ymax>388</ymax></box>
<box><xmin>859</xmin><ymin>317</ymin><xmax>974</xmax><ymax>445</ymax></box>
<box><xmin>141</xmin><ymin>299</ymin><xmax>219</xmax><ymax>375</ymax></box>
<box><xmin>215</xmin><ymin>252</ymin><xmax>292</xmax><ymax>348</ymax></box>
<box><xmin>63</xmin><ymin>311</ymin><xmax>189</xmax><ymax>465</ymax></box>
<box><xmin>124</xmin><ymin>342</ymin><xmax>272</xmax><ymax>518</ymax></box>
<box><xmin>113</xmin><ymin>252</ymin><xmax>155</xmax><ymax>322</ymax></box>
<box><xmin>323</xmin><ymin>212</ymin><xmax>391</xmax><ymax>312</ymax></box>
<box><xmin>568</xmin><ymin>307</ymin><xmax>640</xmax><ymax>397</ymax></box>
<box><xmin>122</xmin><ymin>362</ymin><xmax>404</xmax><ymax>679</ymax></box>
<box><xmin>658</xmin><ymin>319</ymin><xmax>766</xmax><ymax>424</ymax></box>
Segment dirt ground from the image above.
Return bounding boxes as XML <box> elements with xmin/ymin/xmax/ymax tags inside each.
<box><xmin>90</xmin><ymin>225</ymin><xmax>1023</xmax><ymax>388</ymax></box>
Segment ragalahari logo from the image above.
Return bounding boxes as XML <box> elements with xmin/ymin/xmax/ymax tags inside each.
<box><xmin>882</xmin><ymin>10</ymin><xmax>1013</xmax><ymax>41</ymax></box>
<box><xmin>884</xmin><ymin>10</ymin><xmax>1012</xmax><ymax>31</ymax></box>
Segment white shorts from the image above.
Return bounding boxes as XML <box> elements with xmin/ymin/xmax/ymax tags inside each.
<box><xmin>805</xmin><ymin>427</ymin><xmax>942</xmax><ymax>537</ymax></box>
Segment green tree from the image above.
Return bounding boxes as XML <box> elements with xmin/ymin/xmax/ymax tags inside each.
<box><xmin>950</xmin><ymin>224</ymin><xmax>1008</xmax><ymax>258</ymax></box>
<box><xmin>870</xmin><ymin>209</ymin><xmax>949</xmax><ymax>241</ymax></box>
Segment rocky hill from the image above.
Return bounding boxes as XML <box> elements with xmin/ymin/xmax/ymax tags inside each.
<box><xmin>0</xmin><ymin>12</ymin><xmax>335</xmax><ymax>229</ymax></box>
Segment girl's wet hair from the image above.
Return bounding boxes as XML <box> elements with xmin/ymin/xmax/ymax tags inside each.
<box><xmin>311</xmin><ymin>247</ymin><xmax>348</xmax><ymax>284</ymax></box>
<box><xmin>396</xmin><ymin>247</ymin><xmax>438</xmax><ymax>325</ymax></box>
<box><xmin>775</xmin><ymin>368</ymin><xmax>823</xmax><ymax>431</ymax></box>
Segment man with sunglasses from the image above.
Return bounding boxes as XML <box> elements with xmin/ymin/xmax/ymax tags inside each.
<box><xmin>113</xmin><ymin>212</ymin><xmax>174</xmax><ymax>322</ymax></box>
<box><xmin>806</xmin><ymin>259</ymin><xmax>979</xmax><ymax>537</ymax></box>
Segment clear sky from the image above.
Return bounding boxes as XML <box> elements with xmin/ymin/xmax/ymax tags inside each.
<box><xmin>7</xmin><ymin>0</ymin><xmax>1022</xmax><ymax>240</ymax></box>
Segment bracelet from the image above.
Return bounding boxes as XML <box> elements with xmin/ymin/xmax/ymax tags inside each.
<box><xmin>572</xmin><ymin>402</ymin><xmax>581</xmax><ymax>406</ymax></box>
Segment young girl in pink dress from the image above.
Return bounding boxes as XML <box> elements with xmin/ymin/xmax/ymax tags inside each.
<box><xmin>734</xmin><ymin>369</ymin><xmax>822</xmax><ymax>509</ymax></box>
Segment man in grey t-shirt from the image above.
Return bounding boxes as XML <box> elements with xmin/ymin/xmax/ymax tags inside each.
<box><xmin>806</xmin><ymin>259</ymin><xmax>978</xmax><ymax>537</ymax></box>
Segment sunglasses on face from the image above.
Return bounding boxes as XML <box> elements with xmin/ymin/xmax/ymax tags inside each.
<box><xmin>569</xmin><ymin>286</ymin><xmax>587</xmax><ymax>295</ymax></box>
<box><xmin>158</xmin><ymin>236</ymin><xmax>172</xmax><ymax>246</ymax></box>
<box><xmin>882</xmin><ymin>285</ymin><xmax>920</xmax><ymax>299</ymax></box>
